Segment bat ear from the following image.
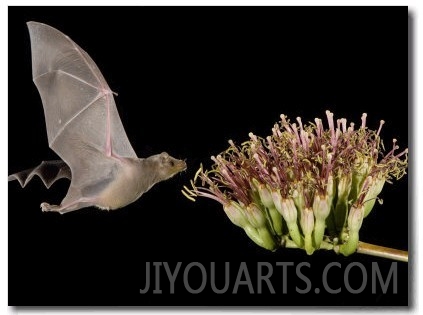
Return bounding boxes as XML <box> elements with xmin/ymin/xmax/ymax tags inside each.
<box><xmin>159</xmin><ymin>152</ymin><xmax>169</xmax><ymax>162</ymax></box>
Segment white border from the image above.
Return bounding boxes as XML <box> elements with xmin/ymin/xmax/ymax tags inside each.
<box><xmin>2</xmin><ymin>1</ymin><xmax>420</xmax><ymax>315</ymax></box>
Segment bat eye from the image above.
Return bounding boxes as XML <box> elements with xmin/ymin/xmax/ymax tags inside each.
<box><xmin>169</xmin><ymin>160</ymin><xmax>175</xmax><ymax>167</ymax></box>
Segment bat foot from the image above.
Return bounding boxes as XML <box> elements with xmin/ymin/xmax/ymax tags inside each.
<box><xmin>40</xmin><ymin>202</ymin><xmax>60</xmax><ymax>213</ymax></box>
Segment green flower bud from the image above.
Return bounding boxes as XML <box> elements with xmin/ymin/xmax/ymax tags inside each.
<box><xmin>313</xmin><ymin>194</ymin><xmax>331</xmax><ymax>221</ymax></box>
<box><xmin>349</xmin><ymin>157</ymin><xmax>371</xmax><ymax>203</ymax></box>
<box><xmin>256</xmin><ymin>181</ymin><xmax>275</xmax><ymax>209</ymax></box>
<box><xmin>250</xmin><ymin>179</ymin><xmax>283</xmax><ymax>236</ymax></box>
<box><xmin>272</xmin><ymin>192</ymin><xmax>297</xmax><ymax>223</ymax></box>
<box><xmin>223</xmin><ymin>201</ymin><xmax>248</xmax><ymax>228</ymax></box>
<box><xmin>300</xmin><ymin>207</ymin><xmax>315</xmax><ymax>255</ymax></box>
<box><xmin>267</xmin><ymin>206</ymin><xmax>283</xmax><ymax>237</ymax></box>
<box><xmin>339</xmin><ymin>205</ymin><xmax>364</xmax><ymax>256</ymax></box>
<box><xmin>244</xmin><ymin>203</ymin><xmax>266</xmax><ymax>229</ymax></box>
<box><xmin>312</xmin><ymin>193</ymin><xmax>330</xmax><ymax>248</ymax></box>
<box><xmin>363</xmin><ymin>176</ymin><xmax>385</xmax><ymax>217</ymax></box>
<box><xmin>244</xmin><ymin>225</ymin><xmax>278</xmax><ymax>251</ymax></box>
<box><xmin>272</xmin><ymin>191</ymin><xmax>303</xmax><ymax>248</ymax></box>
<box><xmin>292</xmin><ymin>183</ymin><xmax>305</xmax><ymax>213</ymax></box>
<box><xmin>348</xmin><ymin>205</ymin><xmax>364</xmax><ymax>233</ymax></box>
<box><xmin>334</xmin><ymin>172</ymin><xmax>352</xmax><ymax>234</ymax></box>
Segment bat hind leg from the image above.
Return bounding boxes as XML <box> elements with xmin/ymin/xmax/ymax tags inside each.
<box><xmin>41</xmin><ymin>198</ymin><xmax>96</xmax><ymax>214</ymax></box>
<box><xmin>40</xmin><ymin>197</ymin><xmax>97</xmax><ymax>214</ymax></box>
<box><xmin>40</xmin><ymin>184</ymin><xmax>100</xmax><ymax>214</ymax></box>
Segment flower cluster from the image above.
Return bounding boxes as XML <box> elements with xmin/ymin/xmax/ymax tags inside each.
<box><xmin>183</xmin><ymin>111</ymin><xmax>408</xmax><ymax>255</ymax></box>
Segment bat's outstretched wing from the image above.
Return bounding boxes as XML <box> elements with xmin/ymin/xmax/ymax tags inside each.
<box><xmin>27</xmin><ymin>22</ymin><xmax>137</xmax><ymax>163</ymax></box>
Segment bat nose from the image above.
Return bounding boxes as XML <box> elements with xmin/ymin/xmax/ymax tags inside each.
<box><xmin>178</xmin><ymin>159</ymin><xmax>187</xmax><ymax>171</ymax></box>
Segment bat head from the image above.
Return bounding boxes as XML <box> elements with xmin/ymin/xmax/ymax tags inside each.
<box><xmin>152</xmin><ymin>152</ymin><xmax>187</xmax><ymax>181</ymax></box>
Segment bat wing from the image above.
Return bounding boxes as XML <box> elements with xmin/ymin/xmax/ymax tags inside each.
<box><xmin>8</xmin><ymin>160</ymin><xmax>71</xmax><ymax>189</ymax></box>
<box><xmin>27</xmin><ymin>22</ymin><xmax>137</xmax><ymax>193</ymax></box>
<box><xmin>27</xmin><ymin>23</ymin><xmax>136</xmax><ymax>159</ymax></box>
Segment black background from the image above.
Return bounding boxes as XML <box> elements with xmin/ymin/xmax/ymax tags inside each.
<box><xmin>9</xmin><ymin>7</ymin><xmax>409</xmax><ymax>306</ymax></box>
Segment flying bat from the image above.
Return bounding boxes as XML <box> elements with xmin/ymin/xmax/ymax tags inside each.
<box><xmin>8</xmin><ymin>22</ymin><xmax>187</xmax><ymax>214</ymax></box>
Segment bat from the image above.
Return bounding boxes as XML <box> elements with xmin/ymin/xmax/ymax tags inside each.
<box><xmin>8</xmin><ymin>22</ymin><xmax>187</xmax><ymax>214</ymax></box>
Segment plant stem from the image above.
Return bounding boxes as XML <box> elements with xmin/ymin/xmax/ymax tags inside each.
<box><xmin>281</xmin><ymin>237</ymin><xmax>408</xmax><ymax>262</ymax></box>
<box><xmin>356</xmin><ymin>241</ymin><xmax>408</xmax><ymax>262</ymax></box>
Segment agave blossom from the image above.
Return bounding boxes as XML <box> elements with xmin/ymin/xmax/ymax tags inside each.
<box><xmin>183</xmin><ymin>111</ymin><xmax>408</xmax><ymax>259</ymax></box>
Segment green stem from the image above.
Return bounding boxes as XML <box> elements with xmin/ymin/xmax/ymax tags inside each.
<box><xmin>304</xmin><ymin>233</ymin><xmax>314</xmax><ymax>255</ymax></box>
<box><xmin>334</xmin><ymin>200</ymin><xmax>348</xmax><ymax>234</ymax></box>
<box><xmin>286</xmin><ymin>221</ymin><xmax>304</xmax><ymax>248</ymax></box>
<box><xmin>244</xmin><ymin>225</ymin><xmax>278</xmax><ymax>251</ymax></box>
<box><xmin>313</xmin><ymin>219</ymin><xmax>326</xmax><ymax>249</ymax></box>
<box><xmin>356</xmin><ymin>241</ymin><xmax>408</xmax><ymax>262</ymax></box>
<box><xmin>281</xmin><ymin>236</ymin><xmax>407</xmax><ymax>263</ymax></box>
<box><xmin>267</xmin><ymin>206</ymin><xmax>283</xmax><ymax>236</ymax></box>
<box><xmin>319</xmin><ymin>240</ymin><xmax>334</xmax><ymax>250</ymax></box>
<box><xmin>339</xmin><ymin>231</ymin><xmax>359</xmax><ymax>256</ymax></box>
<box><xmin>283</xmin><ymin>238</ymin><xmax>300</xmax><ymax>249</ymax></box>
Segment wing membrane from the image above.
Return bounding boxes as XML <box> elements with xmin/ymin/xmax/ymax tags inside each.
<box><xmin>27</xmin><ymin>22</ymin><xmax>137</xmax><ymax>164</ymax></box>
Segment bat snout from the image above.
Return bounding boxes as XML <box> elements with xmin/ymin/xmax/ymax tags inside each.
<box><xmin>159</xmin><ymin>155</ymin><xmax>187</xmax><ymax>180</ymax></box>
<box><xmin>176</xmin><ymin>159</ymin><xmax>187</xmax><ymax>172</ymax></box>
<box><xmin>170</xmin><ymin>158</ymin><xmax>187</xmax><ymax>175</ymax></box>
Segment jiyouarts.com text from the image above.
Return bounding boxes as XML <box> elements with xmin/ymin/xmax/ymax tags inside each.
<box><xmin>139</xmin><ymin>261</ymin><xmax>398</xmax><ymax>294</ymax></box>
